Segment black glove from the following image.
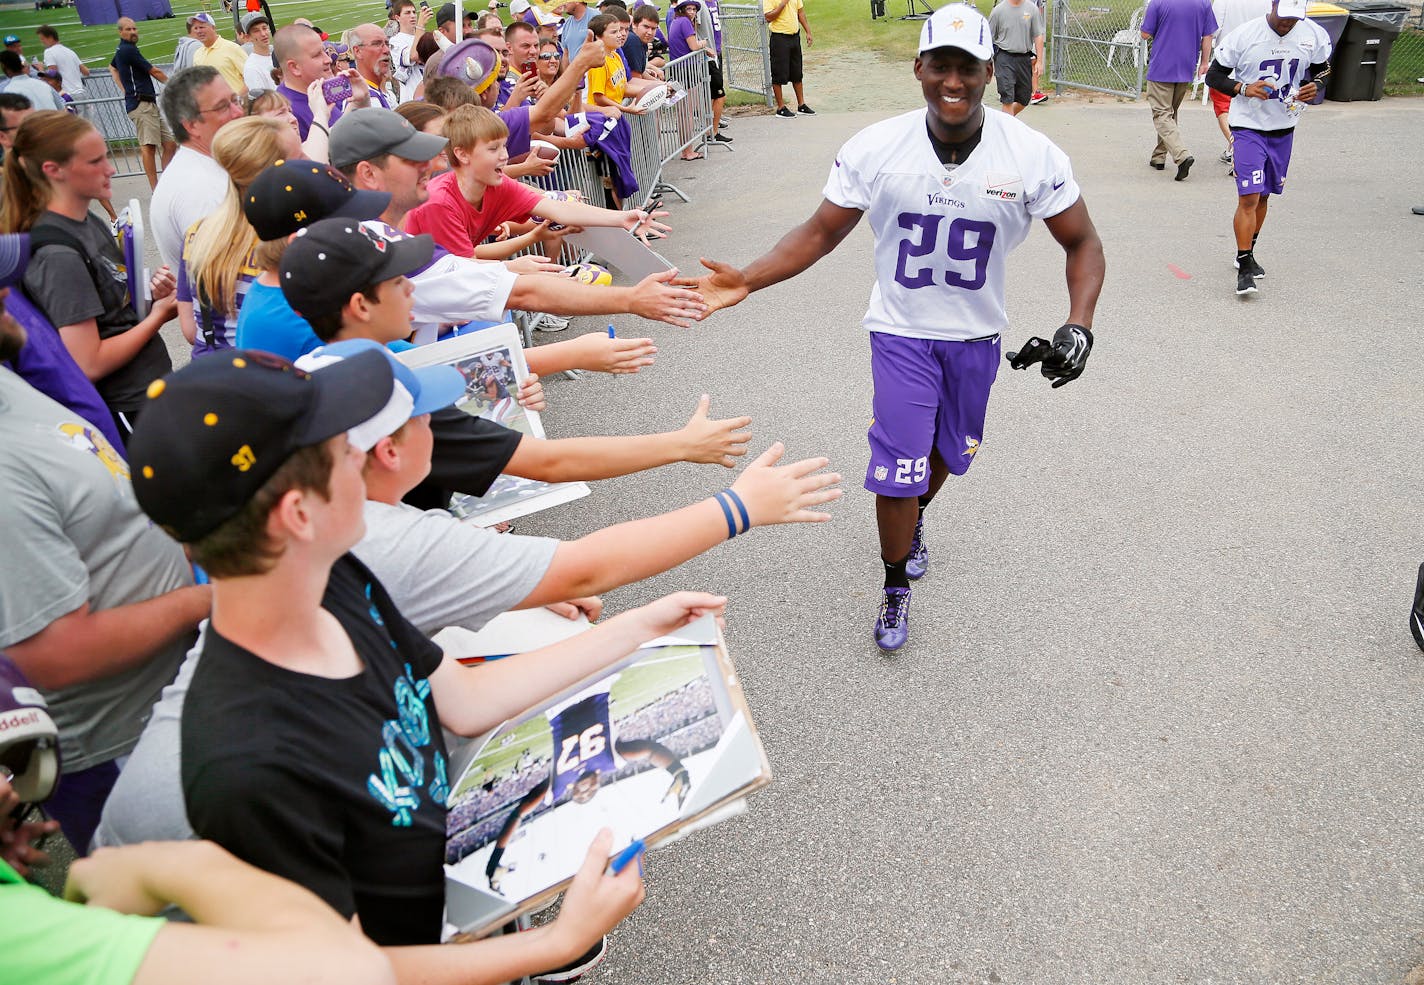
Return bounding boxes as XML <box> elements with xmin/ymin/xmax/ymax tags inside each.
<box><xmin>662</xmin><ymin>765</ymin><xmax>692</xmax><ymax>809</ymax></box>
<box><xmin>1006</xmin><ymin>324</ymin><xmax>1093</xmax><ymax>388</ymax></box>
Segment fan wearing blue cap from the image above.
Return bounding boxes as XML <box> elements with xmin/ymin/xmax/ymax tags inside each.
<box><xmin>678</xmin><ymin>1</ymin><xmax>1105</xmax><ymax>652</ymax></box>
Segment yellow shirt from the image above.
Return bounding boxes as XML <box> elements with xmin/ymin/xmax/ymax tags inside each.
<box><xmin>585</xmin><ymin>48</ymin><xmax>629</xmax><ymax>104</ymax></box>
<box><xmin>764</xmin><ymin>0</ymin><xmax>803</xmax><ymax>35</ymax></box>
<box><xmin>193</xmin><ymin>37</ymin><xmax>249</xmax><ymax>94</ymax></box>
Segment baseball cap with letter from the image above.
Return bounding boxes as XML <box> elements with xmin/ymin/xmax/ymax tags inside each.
<box><xmin>918</xmin><ymin>3</ymin><xmax>993</xmax><ymax>59</ymax></box>
<box><xmin>243</xmin><ymin>159</ymin><xmax>391</xmax><ymax>241</ymax></box>
<box><xmin>129</xmin><ymin>349</ymin><xmax>397</xmax><ymax>542</ymax></box>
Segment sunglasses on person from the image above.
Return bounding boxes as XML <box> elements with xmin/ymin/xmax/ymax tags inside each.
<box><xmin>536</xmin><ymin>52</ymin><xmax>561</xmax><ymax>60</ymax></box>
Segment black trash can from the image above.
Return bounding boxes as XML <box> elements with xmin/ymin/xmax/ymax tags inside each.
<box><xmin>1327</xmin><ymin>0</ymin><xmax>1408</xmax><ymax>101</ymax></box>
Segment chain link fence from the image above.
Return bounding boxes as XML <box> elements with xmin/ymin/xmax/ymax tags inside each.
<box><xmin>68</xmin><ymin>63</ymin><xmax>175</xmax><ymax>178</ymax></box>
<box><xmin>1048</xmin><ymin>0</ymin><xmax>1148</xmax><ymax>98</ymax></box>
<box><xmin>719</xmin><ymin>2</ymin><xmax>774</xmax><ymax>104</ymax></box>
<box><xmin>1383</xmin><ymin>3</ymin><xmax>1424</xmax><ymax>91</ymax></box>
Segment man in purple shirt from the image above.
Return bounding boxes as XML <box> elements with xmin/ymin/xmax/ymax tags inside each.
<box><xmin>274</xmin><ymin>23</ymin><xmax>355</xmax><ymax>140</ymax></box>
<box><xmin>1141</xmin><ymin>0</ymin><xmax>1218</xmax><ymax>180</ymax></box>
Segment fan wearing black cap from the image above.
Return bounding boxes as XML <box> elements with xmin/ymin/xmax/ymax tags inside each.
<box><xmin>125</xmin><ymin>349</ymin><xmax>709</xmax><ymax>980</ymax></box>
<box><xmin>0</xmin><ymin>659</ymin><xmax>395</xmax><ymax>985</ymax></box>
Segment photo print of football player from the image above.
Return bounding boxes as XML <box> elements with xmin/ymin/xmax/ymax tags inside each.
<box><xmin>453</xmin><ymin>346</ymin><xmax>525</xmax><ymax>429</ymax></box>
<box><xmin>445</xmin><ymin>648</ymin><xmax>726</xmax><ymax>902</ymax></box>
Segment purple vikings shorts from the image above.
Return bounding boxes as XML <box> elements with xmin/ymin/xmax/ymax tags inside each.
<box><xmin>1232</xmin><ymin>128</ymin><xmax>1294</xmax><ymax>197</ymax></box>
<box><xmin>865</xmin><ymin>332</ymin><xmax>1000</xmax><ymax>497</ymax></box>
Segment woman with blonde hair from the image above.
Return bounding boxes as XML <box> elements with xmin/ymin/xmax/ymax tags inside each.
<box><xmin>0</xmin><ymin>110</ymin><xmax>175</xmax><ymax>443</ymax></box>
<box><xmin>177</xmin><ymin>114</ymin><xmax>302</xmax><ymax>356</ymax></box>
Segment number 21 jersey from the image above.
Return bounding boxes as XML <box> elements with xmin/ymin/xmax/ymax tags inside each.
<box><xmin>823</xmin><ymin>107</ymin><xmax>1080</xmax><ymax>342</ymax></box>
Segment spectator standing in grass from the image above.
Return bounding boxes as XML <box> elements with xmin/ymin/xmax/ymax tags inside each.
<box><xmin>110</xmin><ymin>18</ymin><xmax>176</xmax><ymax>190</ymax></box>
<box><xmin>36</xmin><ymin>26</ymin><xmax>87</xmax><ymax>98</ymax></box>
<box><xmin>763</xmin><ymin>0</ymin><xmax>812</xmax><ymax>118</ymax></box>
<box><xmin>189</xmin><ymin>12</ymin><xmax>250</xmax><ymax>101</ymax></box>
<box><xmin>242</xmin><ymin>13</ymin><xmax>276</xmax><ymax>93</ymax></box>
<box><xmin>1141</xmin><ymin>0</ymin><xmax>1218</xmax><ymax>180</ymax></box>
<box><xmin>988</xmin><ymin>0</ymin><xmax>1045</xmax><ymax>116</ymax></box>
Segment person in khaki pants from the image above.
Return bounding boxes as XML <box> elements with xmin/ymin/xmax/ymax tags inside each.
<box><xmin>1140</xmin><ymin>0</ymin><xmax>1217</xmax><ymax>180</ymax></box>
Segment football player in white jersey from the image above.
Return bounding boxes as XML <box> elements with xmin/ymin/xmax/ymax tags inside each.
<box><xmin>682</xmin><ymin>3</ymin><xmax>1104</xmax><ymax>651</ymax></box>
<box><xmin>1205</xmin><ymin>0</ymin><xmax>1331</xmax><ymax>295</ymax></box>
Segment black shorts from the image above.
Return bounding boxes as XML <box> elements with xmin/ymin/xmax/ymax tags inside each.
<box><xmin>993</xmin><ymin>49</ymin><xmax>1034</xmax><ymax>105</ymax></box>
<box><xmin>707</xmin><ymin>58</ymin><xmax>725</xmax><ymax>99</ymax></box>
<box><xmin>769</xmin><ymin>31</ymin><xmax>802</xmax><ymax>86</ymax></box>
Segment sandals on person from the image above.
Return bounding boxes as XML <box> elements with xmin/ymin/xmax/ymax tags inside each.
<box><xmin>680</xmin><ymin>152</ymin><xmax>705</xmax><ymax>161</ymax></box>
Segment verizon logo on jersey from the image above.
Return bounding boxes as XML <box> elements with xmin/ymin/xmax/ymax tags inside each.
<box><xmin>984</xmin><ymin>187</ymin><xmax>1019</xmax><ymax>200</ymax></box>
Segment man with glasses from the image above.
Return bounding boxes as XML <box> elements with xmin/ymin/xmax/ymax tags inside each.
<box><xmin>187</xmin><ymin>12</ymin><xmax>249</xmax><ymax>101</ymax></box>
<box><xmin>152</xmin><ymin>66</ymin><xmax>245</xmax><ymax>266</ymax></box>
<box><xmin>109</xmin><ymin>18</ymin><xmax>176</xmax><ymax>190</ymax></box>
<box><xmin>347</xmin><ymin>23</ymin><xmax>395</xmax><ymax>109</ymax></box>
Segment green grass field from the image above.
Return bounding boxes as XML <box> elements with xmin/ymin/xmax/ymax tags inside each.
<box><xmin>0</xmin><ymin>0</ymin><xmax>371</xmax><ymax>68</ymax></box>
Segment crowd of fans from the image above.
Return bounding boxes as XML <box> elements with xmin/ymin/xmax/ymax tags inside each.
<box><xmin>0</xmin><ymin>1</ymin><xmax>842</xmax><ymax>981</ymax></box>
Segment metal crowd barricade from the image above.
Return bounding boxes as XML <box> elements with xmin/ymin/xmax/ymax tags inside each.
<box><xmin>75</xmin><ymin>64</ymin><xmax>175</xmax><ymax>179</ymax></box>
<box><xmin>625</xmin><ymin>50</ymin><xmax>715</xmax><ymax>205</ymax></box>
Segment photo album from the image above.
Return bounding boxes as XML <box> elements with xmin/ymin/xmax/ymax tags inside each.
<box><xmin>435</xmin><ymin>614</ymin><xmax>772</xmax><ymax>938</ymax></box>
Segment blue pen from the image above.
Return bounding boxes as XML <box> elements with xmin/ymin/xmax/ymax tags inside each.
<box><xmin>607</xmin><ymin>323</ymin><xmax>616</xmax><ymax>339</ymax></box>
<box><xmin>609</xmin><ymin>839</ymin><xmax>645</xmax><ymax>875</ymax></box>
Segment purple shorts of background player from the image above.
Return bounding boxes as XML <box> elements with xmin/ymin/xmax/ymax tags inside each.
<box><xmin>1232</xmin><ymin>127</ymin><xmax>1294</xmax><ymax>197</ymax></box>
<box><xmin>864</xmin><ymin>332</ymin><xmax>1000</xmax><ymax>498</ymax></box>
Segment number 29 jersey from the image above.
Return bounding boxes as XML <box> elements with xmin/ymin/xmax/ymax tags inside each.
<box><xmin>823</xmin><ymin>107</ymin><xmax>1080</xmax><ymax>342</ymax></box>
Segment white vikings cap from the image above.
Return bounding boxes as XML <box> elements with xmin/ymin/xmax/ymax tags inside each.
<box><xmin>919</xmin><ymin>3</ymin><xmax>993</xmax><ymax>59</ymax></box>
<box><xmin>1274</xmin><ymin>0</ymin><xmax>1308</xmax><ymax>17</ymax></box>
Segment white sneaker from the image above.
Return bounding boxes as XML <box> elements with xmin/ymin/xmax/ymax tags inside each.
<box><xmin>534</xmin><ymin>314</ymin><xmax>570</xmax><ymax>333</ymax></box>
<box><xmin>1218</xmin><ymin>148</ymin><xmax>1232</xmax><ymax>164</ymax></box>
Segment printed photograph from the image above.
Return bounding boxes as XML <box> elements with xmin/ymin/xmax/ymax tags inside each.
<box><xmin>445</xmin><ymin>646</ymin><xmax>730</xmax><ymax>902</ymax></box>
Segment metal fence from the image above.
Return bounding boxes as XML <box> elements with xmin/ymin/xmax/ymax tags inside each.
<box><xmin>720</xmin><ymin>3</ymin><xmax>774</xmax><ymax>104</ymax></box>
<box><xmin>1048</xmin><ymin>0</ymin><xmax>1148</xmax><ymax>99</ymax></box>
<box><xmin>69</xmin><ymin>65</ymin><xmax>175</xmax><ymax>178</ymax></box>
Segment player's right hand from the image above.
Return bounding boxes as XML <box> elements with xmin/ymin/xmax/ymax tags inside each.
<box><xmin>675</xmin><ymin>257</ymin><xmax>750</xmax><ymax>318</ymax></box>
<box><xmin>1007</xmin><ymin>324</ymin><xmax>1093</xmax><ymax>388</ymax></box>
<box><xmin>677</xmin><ymin>393</ymin><xmax>751</xmax><ymax>467</ymax></box>
<box><xmin>551</xmin><ymin>829</ymin><xmax>645</xmax><ymax>958</ymax></box>
<box><xmin>729</xmin><ymin>441</ymin><xmax>842</xmax><ymax>528</ymax></box>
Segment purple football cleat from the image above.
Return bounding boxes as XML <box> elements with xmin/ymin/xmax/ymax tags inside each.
<box><xmin>906</xmin><ymin>517</ymin><xmax>928</xmax><ymax>580</ymax></box>
<box><xmin>875</xmin><ymin>587</ymin><xmax>911</xmax><ymax>651</ymax></box>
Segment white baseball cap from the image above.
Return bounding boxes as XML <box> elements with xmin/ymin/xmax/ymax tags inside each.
<box><xmin>918</xmin><ymin>3</ymin><xmax>993</xmax><ymax>59</ymax></box>
<box><xmin>1274</xmin><ymin>0</ymin><xmax>1308</xmax><ymax>17</ymax></box>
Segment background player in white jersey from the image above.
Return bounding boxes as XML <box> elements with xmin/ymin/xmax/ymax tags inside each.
<box><xmin>683</xmin><ymin>4</ymin><xmax>1104</xmax><ymax>651</ymax></box>
<box><xmin>1205</xmin><ymin>0</ymin><xmax>1331</xmax><ymax>296</ymax></box>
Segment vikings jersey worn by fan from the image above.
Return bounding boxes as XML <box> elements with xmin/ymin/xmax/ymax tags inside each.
<box><xmin>1215</xmin><ymin>16</ymin><xmax>1332</xmax><ymax>130</ymax></box>
<box><xmin>823</xmin><ymin>107</ymin><xmax>1080</xmax><ymax>342</ymax></box>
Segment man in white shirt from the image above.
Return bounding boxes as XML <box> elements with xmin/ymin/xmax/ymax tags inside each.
<box><xmin>241</xmin><ymin>13</ymin><xmax>275</xmax><ymax>93</ymax></box>
<box><xmin>151</xmin><ymin>66</ymin><xmax>245</xmax><ymax>267</ymax></box>
<box><xmin>0</xmin><ymin>50</ymin><xmax>62</xmax><ymax>110</ymax></box>
<box><xmin>1205</xmin><ymin>0</ymin><xmax>1331</xmax><ymax>295</ymax></box>
<box><xmin>388</xmin><ymin>0</ymin><xmax>433</xmax><ymax>103</ymax></box>
<box><xmin>36</xmin><ymin>25</ymin><xmax>87</xmax><ymax>97</ymax></box>
<box><xmin>682</xmin><ymin>3</ymin><xmax>1105</xmax><ymax>652</ymax></box>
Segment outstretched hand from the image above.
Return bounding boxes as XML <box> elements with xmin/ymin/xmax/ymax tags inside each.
<box><xmin>629</xmin><ymin>267</ymin><xmax>707</xmax><ymax>327</ymax></box>
<box><xmin>729</xmin><ymin>441</ymin><xmax>842</xmax><ymax>527</ymax></box>
<box><xmin>673</xmin><ymin>257</ymin><xmax>750</xmax><ymax>319</ymax></box>
<box><xmin>677</xmin><ymin>393</ymin><xmax>752</xmax><ymax>467</ymax></box>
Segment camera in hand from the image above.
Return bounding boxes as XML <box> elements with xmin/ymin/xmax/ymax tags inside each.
<box><xmin>322</xmin><ymin>74</ymin><xmax>353</xmax><ymax>104</ymax></box>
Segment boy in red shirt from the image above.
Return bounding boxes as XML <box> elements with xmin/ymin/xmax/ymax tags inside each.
<box><xmin>404</xmin><ymin>104</ymin><xmax>669</xmax><ymax>259</ymax></box>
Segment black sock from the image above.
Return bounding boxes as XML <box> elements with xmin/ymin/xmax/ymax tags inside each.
<box><xmin>883</xmin><ymin>555</ymin><xmax>910</xmax><ymax>590</ymax></box>
<box><xmin>1251</xmin><ymin>232</ymin><xmax>1259</xmax><ymax>249</ymax></box>
<box><xmin>1237</xmin><ymin>249</ymin><xmax>1253</xmax><ymax>265</ymax></box>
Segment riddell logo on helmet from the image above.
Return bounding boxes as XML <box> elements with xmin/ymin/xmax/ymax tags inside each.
<box><xmin>0</xmin><ymin>709</ymin><xmax>42</xmax><ymax>733</ymax></box>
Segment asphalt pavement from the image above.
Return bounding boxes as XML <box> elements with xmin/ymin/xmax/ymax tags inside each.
<box><xmin>512</xmin><ymin>94</ymin><xmax>1424</xmax><ymax>984</ymax></box>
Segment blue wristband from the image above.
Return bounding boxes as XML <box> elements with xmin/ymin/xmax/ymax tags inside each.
<box><xmin>712</xmin><ymin>492</ymin><xmax>737</xmax><ymax>539</ymax></box>
<box><xmin>723</xmin><ymin>488</ymin><xmax>751</xmax><ymax>534</ymax></box>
